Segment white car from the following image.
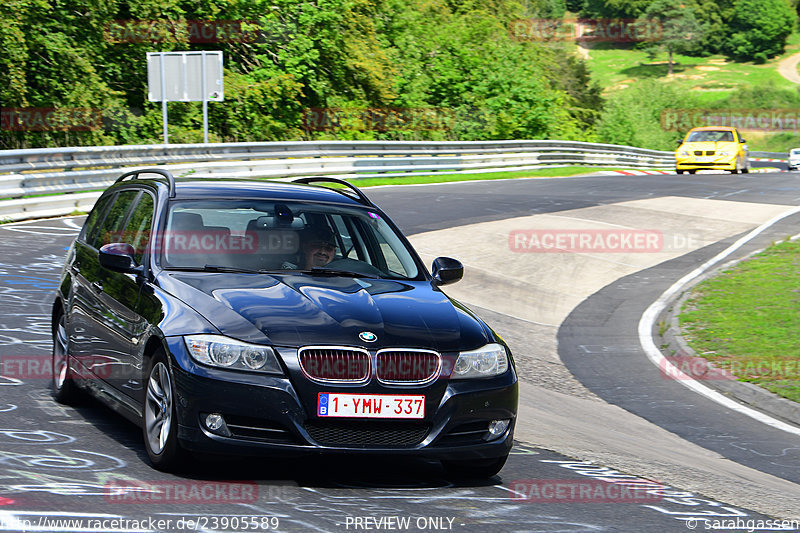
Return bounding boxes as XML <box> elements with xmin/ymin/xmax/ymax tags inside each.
<box><xmin>788</xmin><ymin>148</ymin><xmax>800</xmax><ymax>171</ymax></box>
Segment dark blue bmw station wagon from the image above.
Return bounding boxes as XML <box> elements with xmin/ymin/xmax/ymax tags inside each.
<box><xmin>52</xmin><ymin>170</ymin><xmax>518</xmax><ymax>477</ymax></box>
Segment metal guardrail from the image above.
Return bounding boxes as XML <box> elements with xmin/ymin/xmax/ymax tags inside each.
<box><xmin>750</xmin><ymin>151</ymin><xmax>787</xmax><ymax>160</ymax></box>
<box><xmin>0</xmin><ymin>140</ymin><xmax>679</xmax><ymax>222</ymax></box>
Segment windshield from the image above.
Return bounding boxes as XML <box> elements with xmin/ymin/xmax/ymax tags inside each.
<box><xmin>686</xmin><ymin>130</ymin><xmax>735</xmax><ymax>142</ymax></box>
<box><xmin>158</xmin><ymin>200</ymin><xmax>422</xmax><ymax>280</ymax></box>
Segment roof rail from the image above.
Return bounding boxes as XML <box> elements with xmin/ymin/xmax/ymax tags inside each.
<box><xmin>293</xmin><ymin>176</ymin><xmax>374</xmax><ymax>207</ymax></box>
<box><xmin>115</xmin><ymin>168</ymin><xmax>176</xmax><ymax>198</ymax></box>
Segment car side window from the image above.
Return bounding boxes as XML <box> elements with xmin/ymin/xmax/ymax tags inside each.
<box><xmin>81</xmin><ymin>194</ymin><xmax>114</xmax><ymax>245</ymax></box>
<box><xmin>89</xmin><ymin>190</ymin><xmax>140</xmax><ymax>250</ymax></box>
<box><xmin>121</xmin><ymin>193</ymin><xmax>155</xmax><ymax>264</ymax></box>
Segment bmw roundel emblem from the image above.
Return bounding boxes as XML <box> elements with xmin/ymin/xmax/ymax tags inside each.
<box><xmin>359</xmin><ymin>331</ymin><xmax>377</xmax><ymax>343</ymax></box>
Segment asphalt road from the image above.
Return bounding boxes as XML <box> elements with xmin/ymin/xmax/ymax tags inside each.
<box><xmin>1</xmin><ymin>169</ymin><xmax>798</xmax><ymax>532</ymax></box>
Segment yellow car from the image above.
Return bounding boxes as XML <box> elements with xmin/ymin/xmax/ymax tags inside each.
<box><xmin>675</xmin><ymin>126</ymin><xmax>750</xmax><ymax>174</ymax></box>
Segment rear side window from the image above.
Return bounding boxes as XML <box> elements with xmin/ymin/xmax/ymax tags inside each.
<box><xmin>121</xmin><ymin>193</ymin><xmax>155</xmax><ymax>264</ymax></box>
<box><xmin>88</xmin><ymin>190</ymin><xmax>140</xmax><ymax>250</ymax></box>
<box><xmin>81</xmin><ymin>194</ymin><xmax>113</xmax><ymax>245</ymax></box>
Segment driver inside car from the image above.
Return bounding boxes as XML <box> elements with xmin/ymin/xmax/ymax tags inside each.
<box><xmin>282</xmin><ymin>225</ymin><xmax>337</xmax><ymax>269</ymax></box>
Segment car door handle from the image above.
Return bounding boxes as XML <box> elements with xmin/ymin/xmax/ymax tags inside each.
<box><xmin>91</xmin><ymin>281</ymin><xmax>104</xmax><ymax>293</ymax></box>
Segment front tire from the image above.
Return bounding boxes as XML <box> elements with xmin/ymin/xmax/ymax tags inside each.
<box><xmin>52</xmin><ymin>313</ymin><xmax>78</xmax><ymax>404</ymax></box>
<box><xmin>143</xmin><ymin>350</ymin><xmax>184</xmax><ymax>471</ymax></box>
<box><xmin>442</xmin><ymin>454</ymin><xmax>508</xmax><ymax>479</ymax></box>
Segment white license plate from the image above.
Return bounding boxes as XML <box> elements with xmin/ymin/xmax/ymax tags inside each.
<box><xmin>695</xmin><ymin>156</ymin><xmax>716</xmax><ymax>162</ymax></box>
<box><xmin>317</xmin><ymin>393</ymin><xmax>425</xmax><ymax>419</ymax></box>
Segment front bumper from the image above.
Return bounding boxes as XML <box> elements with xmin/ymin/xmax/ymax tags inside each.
<box><xmin>676</xmin><ymin>156</ymin><xmax>737</xmax><ymax>171</ymax></box>
<box><xmin>165</xmin><ymin>337</ymin><xmax>518</xmax><ymax>461</ymax></box>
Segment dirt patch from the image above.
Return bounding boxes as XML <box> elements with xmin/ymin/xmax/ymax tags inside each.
<box><xmin>690</xmin><ymin>86</ymin><xmax>735</xmax><ymax>91</ymax></box>
<box><xmin>671</xmin><ymin>73</ymin><xmax>706</xmax><ymax>80</ymax></box>
<box><xmin>778</xmin><ymin>51</ymin><xmax>800</xmax><ymax>84</ymax></box>
<box><xmin>696</xmin><ymin>66</ymin><xmax>720</xmax><ymax>71</ymax></box>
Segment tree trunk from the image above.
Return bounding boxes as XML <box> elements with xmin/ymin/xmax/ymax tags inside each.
<box><xmin>668</xmin><ymin>48</ymin><xmax>674</xmax><ymax>76</ymax></box>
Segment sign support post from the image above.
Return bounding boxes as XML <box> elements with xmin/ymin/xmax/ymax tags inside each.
<box><xmin>160</xmin><ymin>55</ymin><xmax>168</xmax><ymax>144</ymax></box>
<box><xmin>202</xmin><ymin>51</ymin><xmax>208</xmax><ymax>144</ymax></box>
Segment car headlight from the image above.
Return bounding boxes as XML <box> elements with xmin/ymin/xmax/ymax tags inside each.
<box><xmin>184</xmin><ymin>335</ymin><xmax>283</xmax><ymax>374</ymax></box>
<box><xmin>452</xmin><ymin>343</ymin><xmax>509</xmax><ymax>379</ymax></box>
<box><xmin>717</xmin><ymin>151</ymin><xmax>732</xmax><ymax>157</ymax></box>
<box><xmin>678</xmin><ymin>150</ymin><xmax>691</xmax><ymax>157</ymax></box>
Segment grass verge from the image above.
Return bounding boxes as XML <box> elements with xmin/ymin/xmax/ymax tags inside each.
<box><xmin>1</xmin><ymin>166</ymin><xmax>655</xmax><ymax>223</ymax></box>
<box><xmin>680</xmin><ymin>238</ymin><xmax>800</xmax><ymax>402</ymax></box>
<box><xmin>338</xmin><ymin>166</ymin><xmax>638</xmax><ymax>187</ymax></box>
<box><xmin>586</xmin><ymin>34</ymin><xmax>800</xmax><ymax>98</ymax></box>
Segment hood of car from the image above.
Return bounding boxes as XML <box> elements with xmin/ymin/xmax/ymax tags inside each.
<box><xmin>159</xmin><ymin>272</ymin><xmax>491</xmax><ymax>351</ymax></box>
<box><xmin>678</xmin><ymin>141</ymin><xmax>739</xmax><ymax>152</ymax></box>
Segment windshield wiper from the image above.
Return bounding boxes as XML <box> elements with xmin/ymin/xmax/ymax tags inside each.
<box><xmin>165</xmin><ymin>265</ymin><xmax>270</xmax><ymax>274</ymax></box>
<box><xmin>166</xmin><ymin>265</ymin><xmax>376</xmax><ymax>278</ymax></box>
<box><xmin>273</xmin><ymin>267</ymin><xmax>373</xmax><ymax>278</ymax></box>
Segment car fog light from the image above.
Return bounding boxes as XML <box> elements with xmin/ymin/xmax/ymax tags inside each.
<box><xmin>204</xmin><ymin>413</ymin><xmax>232</xmax><ymax>437</ymax></box>
<box><xmin>485</xmin><ymin>419</ymin><xmax>510</xmax><ymax>441</ymax></box>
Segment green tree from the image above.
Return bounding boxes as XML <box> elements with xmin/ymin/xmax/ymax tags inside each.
<box><xmin>723</xmin><ymin>0</ymin><xmax>797</xmax><ymax>63</ymax></box>
<box><xmin>689</xmin><ymin>0</ymin><xmax>734</xmax><ymax>55</ymax></box>
<box><xmin>383</xmin><ymin>0</ymin><xmax>595</xmax><ymax>140</ymax></box>
<box><xmin>636</xmin><ymin>0</ymin><xmax>705</xmax><ymax>76</ymax></box>
<box><xmin>581</xmin><ymin>0</ymin><xmax>653</xmax><ymax>18</ymax></box>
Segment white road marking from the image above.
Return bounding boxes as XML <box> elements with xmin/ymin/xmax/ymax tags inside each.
<box><xmin>638</xmin><ymin>204</ymin><xmax>800</xmax><ymax>436</ymax></box>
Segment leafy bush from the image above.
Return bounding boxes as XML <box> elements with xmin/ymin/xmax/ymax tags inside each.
<box><xmin>595</xmin><ymin>80</ymin><xmax>692</xmax><ymax>150</ymax></box>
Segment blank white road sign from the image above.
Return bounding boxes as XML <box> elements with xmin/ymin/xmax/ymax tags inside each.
<box><xmin>147</xmin><ymin>51</ymin><xmax>224</xmax><ymax>102</ymax></box>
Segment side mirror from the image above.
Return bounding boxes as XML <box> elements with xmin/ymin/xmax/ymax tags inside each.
<box><xmin>431</xmin><ymin>257</ymin><xmax>463</xmax><ymax>286</ymax></box>
<box><xmin>740</xmin><ymin>138</ymin><xmax>746</xmax><ymax>143</ymax></box>
<box><xmin>99</xmin><ymin>243</ymin><xmax>141</xmax><ymax>274</ymax></box>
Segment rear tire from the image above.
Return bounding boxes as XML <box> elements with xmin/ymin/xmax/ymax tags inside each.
<box><xmin>687</xmin><ymin>170</ymin><xmax>696</xmax><ymax>174</ymax></box>
<box><xmin>143</xmin><ymin>350</ymin><xmax>184</xmax><ymax>471</ymax></box>
<box><xmin>442</xmin><ymin>454</ymin><xmax>508</xmax><ymax>479</ymax></box>
<box><xmin>52</xmin><ymin>313</ymin><xmax>78</xmax><ymax>404</ymax></box>
<box><xmin>676</xmin><ymin>169</ymin><xmax>684</xmax><ymax>174</ymax></box>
